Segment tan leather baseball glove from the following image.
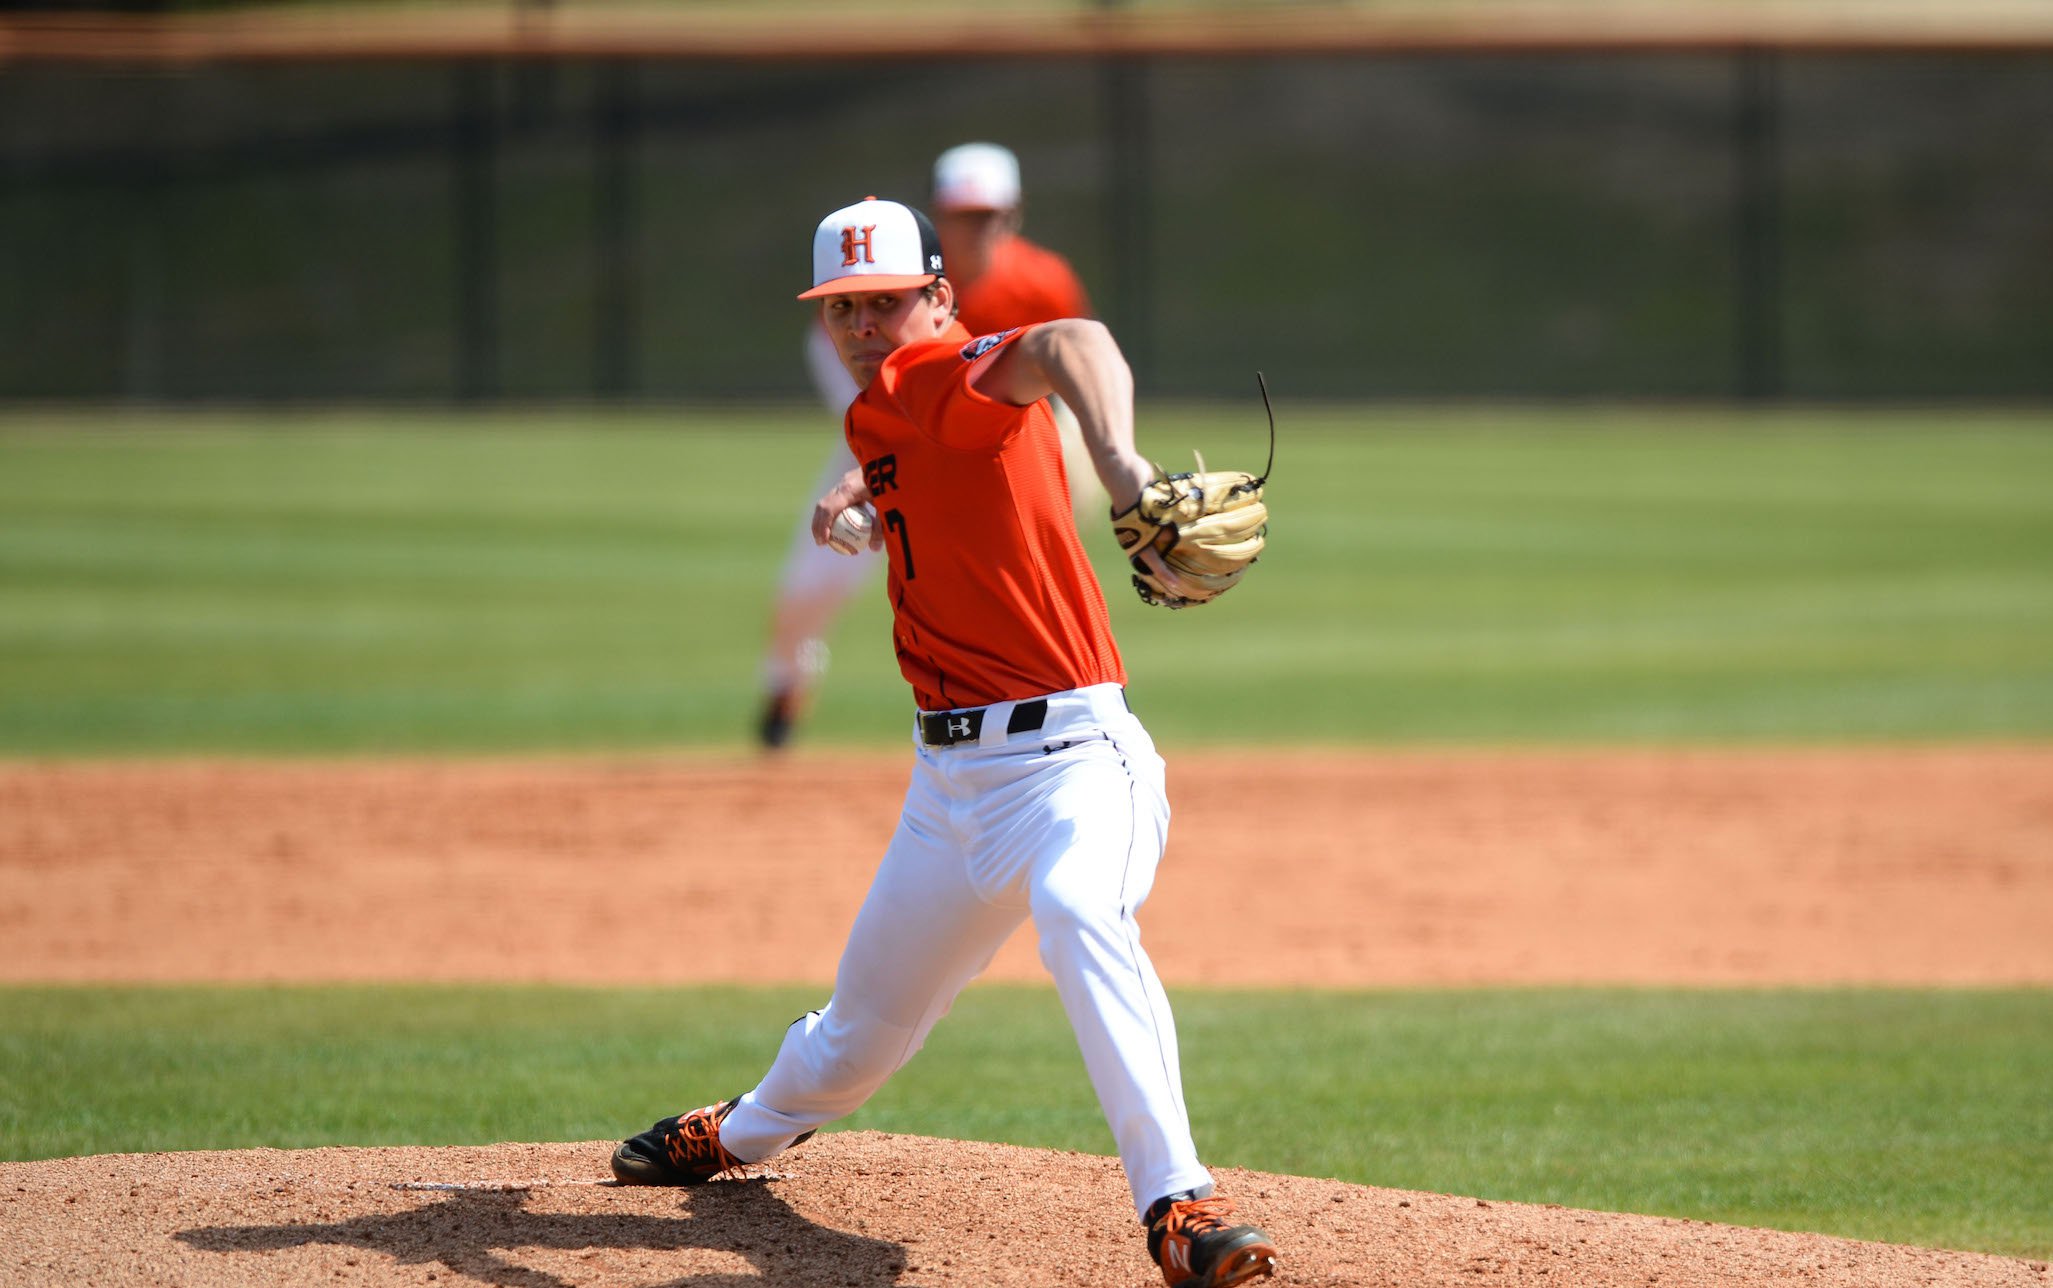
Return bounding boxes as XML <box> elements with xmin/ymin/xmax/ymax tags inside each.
<box><xmin>1110</xmin><ymin>465</ymin><xmax>1269</xmax><ymax>609</ymax></box>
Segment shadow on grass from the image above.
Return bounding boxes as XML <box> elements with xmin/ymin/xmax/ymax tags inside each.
<box><xmin>175</xmin><ymin>1177</ymin><xmax>908</xmax><ymax>1286</ymax></box>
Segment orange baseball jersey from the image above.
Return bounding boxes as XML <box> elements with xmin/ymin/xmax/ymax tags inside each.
<box><xmin>955</xmin><ymin>235</ymin><xmax>1093</xmax><ymax>338</ymax></box>
<box><xmin>845</xmin><ymin>321</ymin><xmax>1123</xmax><ymax>712</ymax></box>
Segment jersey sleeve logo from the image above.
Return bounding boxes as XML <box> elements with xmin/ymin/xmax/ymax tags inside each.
<box><xmin>959</xmin><ymin>328</ymin><xmax>1021</xmax><ymax>362</ymax></box>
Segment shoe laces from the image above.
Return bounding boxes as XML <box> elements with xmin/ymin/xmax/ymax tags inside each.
<box><xmin>663</xmin><ymin>1104</ymin><xmax>740</xmax><ymax>1176</ymax></box>
<box><xmin>1158</xmin><ymin>1195</ymin><xmax>1240</xmax><ymax>1239</ymax></box>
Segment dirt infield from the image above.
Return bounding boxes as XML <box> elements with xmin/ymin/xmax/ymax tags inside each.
<box><xmin>6</xmin><ymin>747</ymin><xmax>2050</xmax><ymax>987</ymax></box>
<box><xmin>4</xmin><ymin>746</ymin><xmax>2051</xmax><ymax>1286</ymax></box>
<box><xmin>8</xmin><ymin>1134</ymin><xmax>2049</xmax><ymax>1288</ymax></box>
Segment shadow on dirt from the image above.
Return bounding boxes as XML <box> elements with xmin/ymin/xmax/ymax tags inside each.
<box><xmin>174</xmin><ymin>1178</ymin><xmax>909</xmax><ymax>1287</ymax></box>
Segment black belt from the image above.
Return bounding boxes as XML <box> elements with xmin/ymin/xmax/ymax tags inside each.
<box><xmin>918</xmin><ymin>698</ymin><xmax>1049</xmax><ymax>748</ymax></box>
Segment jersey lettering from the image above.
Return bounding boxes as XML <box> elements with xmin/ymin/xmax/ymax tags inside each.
<box><xmin>863</xmin><ymin>454</ymin><xmax>899</xmax><ymax>496</ymax></box>
<box><xmin>840</xmin><ymin>224</ymin><xmax>877</xmax><ymax>266</ymax></box>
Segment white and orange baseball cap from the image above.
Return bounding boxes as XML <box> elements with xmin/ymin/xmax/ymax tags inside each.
<box><xmin>931</xmin><ymin>142</ymin><xmax>1021</xmax><ymax>212</ymax></box>
<box><xmin>797</xmin><ymin>196</ymin><xmax>945</xmax><ymax>300</ymax></box>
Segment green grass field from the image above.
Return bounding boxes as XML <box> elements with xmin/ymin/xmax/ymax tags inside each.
<box><xmin>3</xmin><ymin>406</ymin><xmax>2049</xmax><ymax>1260</ymax></box>
<box><xmin>2</xmin><ymin>985</ymin><xmax>2048</xmax><ymax>1258</ymax></box>
<box><xmin>2</xmin><ymin>405</ymin><xmax>2049</xmax><ymax>752</ymax></box>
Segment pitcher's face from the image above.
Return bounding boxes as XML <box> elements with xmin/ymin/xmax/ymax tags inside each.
<box><xmin>819</xmin><ymin>281</ymin><xmax>955</xmax><ymax>388</ymax></box>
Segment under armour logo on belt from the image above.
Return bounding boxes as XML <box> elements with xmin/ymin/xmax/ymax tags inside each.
<box><xmin>947</xmin><ymin>716</ymin><xmax>973</xmax><ymax>738</ymax></box>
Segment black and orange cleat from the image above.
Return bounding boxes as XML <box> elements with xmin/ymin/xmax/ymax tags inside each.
<box><xmin>1145</xmin><ymin>1191</ymin><xmax>1279</xmax><ymax>1288</ymax></box>
<box><xmin>611</xmin><ymin>1099</ymin><xmax>746</xmax><ymax>1185</ymax></box>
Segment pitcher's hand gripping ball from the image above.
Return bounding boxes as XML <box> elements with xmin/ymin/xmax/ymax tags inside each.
<box><xmin>826</xmin><ymin>502</ymin><xmax>876</xmax><ymax>556</ymax></box>
<box><xmin>1109</xmin><ymin>373</ymin><xmax>1277</xmax><ymax>609</ymax></box>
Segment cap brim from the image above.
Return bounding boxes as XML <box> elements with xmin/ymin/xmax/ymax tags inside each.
<box><xmin>797</xmin><ymin>273</ymin><xmax>936</xmax><ymax>301</ymax></box>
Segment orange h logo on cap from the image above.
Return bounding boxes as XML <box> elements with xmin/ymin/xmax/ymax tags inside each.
<box><xmin>840</xmin><ymin>225</ymin><xmax>877</xmax><ymax>266</ymax></box>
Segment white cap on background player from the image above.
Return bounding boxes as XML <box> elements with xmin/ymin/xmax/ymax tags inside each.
<box><xmin>798</xmin><ymin>196</ymin><xmax>946</xmax><ymax>300</ymax></box>
<box><xmin>931</xmin><ymin>142</ymin><xmax>1021</xmax><ymax>212</ymax></box>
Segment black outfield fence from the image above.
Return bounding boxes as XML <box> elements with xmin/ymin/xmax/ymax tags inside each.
<box><xmin>2</xmin><ymin>8</ymin><xmax>2049</xmax><ymax>402</ymax></box>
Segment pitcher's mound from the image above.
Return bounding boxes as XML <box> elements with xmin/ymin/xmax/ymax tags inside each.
<box><xmin>5</xmin><ymin>1131</ymin><xmax>2045</xmax><ymax>1287</ymax></box>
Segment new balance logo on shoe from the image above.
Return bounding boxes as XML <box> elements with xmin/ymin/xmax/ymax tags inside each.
<box><xmin>1163</xmin><ymin>1240</ymin><xmax>1193</xmax><ymax>1277</ymax></box>
<box><xmin>1145</xmin><ymin>1192</ymin><xmax>1278</xmax><ymax>1288</ymax></box>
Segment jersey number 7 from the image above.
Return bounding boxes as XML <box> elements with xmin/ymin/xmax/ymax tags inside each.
<box><xmin>883</xmin><ymin>509</ymin><xmax>916</xmax><ymax>580</ymax></box>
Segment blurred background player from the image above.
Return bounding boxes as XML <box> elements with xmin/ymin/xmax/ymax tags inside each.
<box><xmin>756</xmin><ymin>142</ymin><xmax>1099</xmax><ymax>748</ymax></box>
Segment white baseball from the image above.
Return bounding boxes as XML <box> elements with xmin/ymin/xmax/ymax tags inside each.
<box><xmin>826</xmin><ymin>503</ymin><xmax>875</xmax><ymax>556</ymax></box>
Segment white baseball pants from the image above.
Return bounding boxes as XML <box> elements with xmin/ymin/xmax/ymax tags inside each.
<box><xmin>719</xmin><ymin>683</ymin><xmax>1216</xmax><ymax>1218</ymax></box>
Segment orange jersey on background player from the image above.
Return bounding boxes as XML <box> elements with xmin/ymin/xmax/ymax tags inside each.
<box><xmin>954</xmin><ymin>236</ymin><xmax>1093</xmax><ymax>337</ymax></box>
<box><xmin>846</xmin><ymin>321</ymin><xmax>1122</xmax><ymax>711</ymax></box>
